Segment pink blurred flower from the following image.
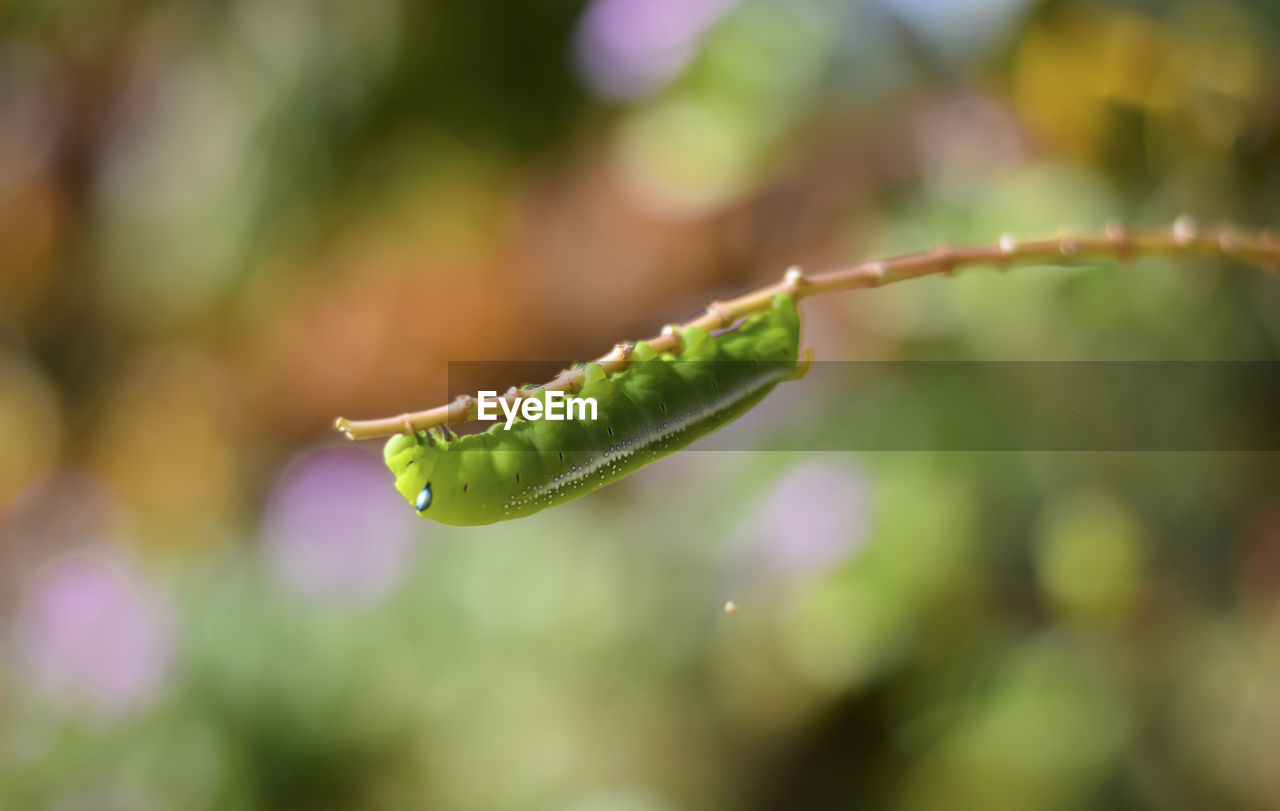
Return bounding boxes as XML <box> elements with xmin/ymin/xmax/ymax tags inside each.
<box><xmin>574</xmin><ymin>0</ymin><xmax>738</xmax><ymax>100</ymax></box>
<box><xmin>18</xmin><ymin>555</ymin><xmax>171</xmax><ymax>715</ymax></box>
<box><xmin>263</xmin><ymin>447</ymin><xmax>417</xmax><ymax>606</ymax></box>
<box><xmin>732</xmin><ymin>458</ymin><xmax>874</xmax><ymax>575</ymax></box>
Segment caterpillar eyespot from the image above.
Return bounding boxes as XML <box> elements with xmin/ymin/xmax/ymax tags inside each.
<box><xmin>384</xmin><ymin>295</ymin><xmax>803</xmax><ymax>526</ymax></box>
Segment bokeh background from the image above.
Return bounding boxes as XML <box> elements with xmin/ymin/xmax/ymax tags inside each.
<box><xmin>2</xmin><ymin>0</ymin><xmax>1280</xmax><ymax>808</ymax></box>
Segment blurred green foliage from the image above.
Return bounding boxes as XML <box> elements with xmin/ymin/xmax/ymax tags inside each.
<box><xmin>1</xmin><ymin>0</ymin><xmax>1279</xmax><ymax>808</ymax></box>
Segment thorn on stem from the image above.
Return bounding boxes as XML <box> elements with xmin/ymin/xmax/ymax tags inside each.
<box><xmin>1104</xmin><ymin>219</ymin><xmax>1131</xmax><ymax>263</ymax></box>
<box><xmin>1058</xmin><ymin>236</ymin><xmax>1079</xmax><ymax>257</ymax></box>
<box><xmin>1216</xmin><ymin>227</ymin><xmax>1238</xmax><ymax>256</ymax></box>
<box><xmin>783</xmin><ymin>266</ymin><xmax>807</xmax><ymax>294</ymax></box>
<box><xmin>661</xmin><ymin>324</ymin><xmax>685</xmax><ymax>351</ymax></box>
<box><xmin>1173</xmin><ymin>214</ymin><xmax>1197</xmax><ymax>246</ymax></box>
<box><xmin>451</xmin><ymin>394</ymin><xmax>475</xmax><ymax>420</ymax></box>
<box><xmin>865</xmin><ymin>261</ymin><xmax>886</xmax><ymax>286</ymax></box>
<box><xmin>997</xmin><ymin>233</ymin><xmax>1017</xmax><ymax>271</ymax></box>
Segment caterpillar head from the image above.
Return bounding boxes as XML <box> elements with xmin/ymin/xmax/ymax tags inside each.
<box><xmin>383</xmin><ymin>430</ymin><xmax>465</xmax><ymax>525</ymax></box>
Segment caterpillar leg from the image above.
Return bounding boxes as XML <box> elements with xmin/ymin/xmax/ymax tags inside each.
<box><xmin>795</xmin><ymin>347</ymin><xmax>815</xmax><ymax>380</ymax></box>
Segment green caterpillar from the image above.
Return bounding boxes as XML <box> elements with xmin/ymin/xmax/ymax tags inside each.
<box><xmin>384</xmin><ymin>294</ymin><xmax>803</xmax><ymax>525</ymax></box>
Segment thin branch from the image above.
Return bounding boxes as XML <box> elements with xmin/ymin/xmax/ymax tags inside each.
<box><xmin>335</xmin><ymin>216</ymin><xmax>1279</xmax><ymax>440</ymax></box>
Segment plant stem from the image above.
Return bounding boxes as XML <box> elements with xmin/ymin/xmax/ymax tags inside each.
<box><xmin>335</xmin><ymin>217</ymin><xmax>1278</xmax><ymax>440</ymax></box>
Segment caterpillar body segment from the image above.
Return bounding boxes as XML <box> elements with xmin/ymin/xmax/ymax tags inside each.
<box><xmin>384</xmin><ymin>294</ymin><xmax>803</xmax><ymax>525</ymax></box>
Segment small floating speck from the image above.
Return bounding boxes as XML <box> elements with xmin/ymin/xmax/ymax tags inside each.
<box><xmin>723</xmin><ymin>601</ymin><xmax>740</xmax><ymax>615</ymax></box>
